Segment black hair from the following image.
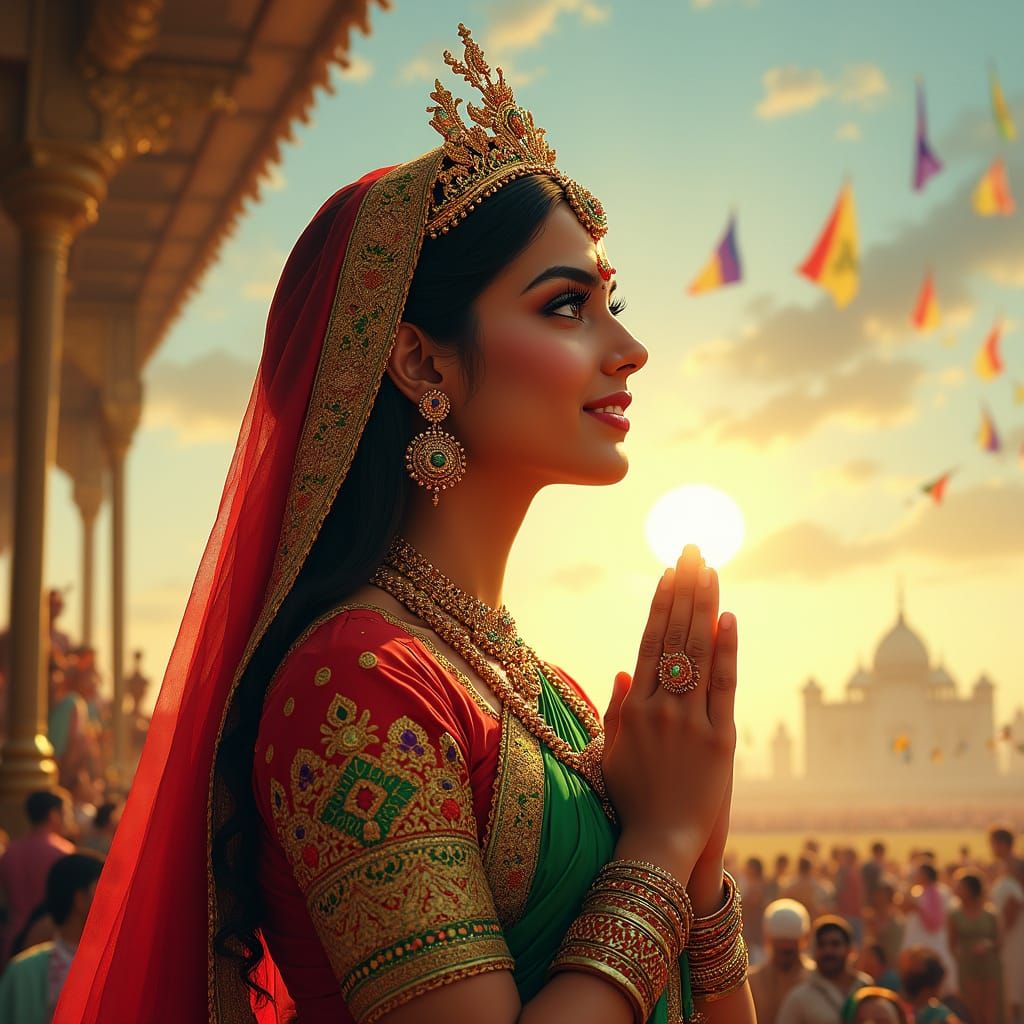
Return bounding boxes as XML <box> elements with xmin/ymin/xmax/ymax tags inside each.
<box><xmin>918</xmin><ymin>862</ymin><xmax>938</xmax><ymax>884</ymax></box>
<box><xmin>955</xmin><ymin>868</ymin><xmax>983</xmax><ymax>901</ymax></box>
<box><xmin>900</xmin><ymin>947</ymin><xmax>946</xmax><ymax>997</ymax></box>
<box><xmin>94</xmin><ymin>801</ymin><xmax>118</xmax><ymax>830</ymax></box>
<box><xmin>45</xmin><ymin>851</ymin><xmax>105</xmax><ymax>925</ymax></box>
<box><xmin>211</xmin><ymin>173</ymin><xmax>567</xmax><ymax>1006</ymax></box>
<box><xmin>814</xmin><ymin>915</ymin><xmax>853</xmax><ymax>946</ymax></box>
<box><xmin>25</xmin><ymin>789</ymin><xmax>65</xmax><ymax>826</ymax></box>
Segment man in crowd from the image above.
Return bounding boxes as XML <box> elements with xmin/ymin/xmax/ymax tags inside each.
<box><xmin>748</xmin><ymin>898</ymin><xmax>815</xmax><ymax>1023</ymax></box>
<box><xmin>776</xmin><ymin>916</ymin><xmax>872</xmax><ymax>1024</ymax></box>
<box><xmin>861</xmin><ymin>840</ymin><xmax>887</xmax><ymax>904</ymax></box>
<box><xmin>0</xmin><ymin>851</ymin><xmax>104</xmax><ymax>1023</ymax></box>
<box><xmin>0</xmin><ymin>789</ymin><xmax>76</xmax><ymax>968</ymax></box>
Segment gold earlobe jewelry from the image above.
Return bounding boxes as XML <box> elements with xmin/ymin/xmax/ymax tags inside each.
<box><xmin>405</xmin><ymin>389</ymin><xmax>467</xmax><ymax>506</ymax></box>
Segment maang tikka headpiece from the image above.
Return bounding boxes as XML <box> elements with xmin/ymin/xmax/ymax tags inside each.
<box><xmin>426</xmin><ymin>24</ymin><xmax>608</xmax><ymax>241</ymax></box>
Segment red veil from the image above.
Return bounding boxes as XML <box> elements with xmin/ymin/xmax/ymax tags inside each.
<box><xmin>54</xmin><ymin>150</ymin><xmax>444</xmax><ymax>1023</ymax></box>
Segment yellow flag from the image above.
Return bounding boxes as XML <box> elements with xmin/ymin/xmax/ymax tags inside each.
<box><xmin>798</xmin><ymin>182</ymin><xmax>859</xmax><ymax>309</ymax></box>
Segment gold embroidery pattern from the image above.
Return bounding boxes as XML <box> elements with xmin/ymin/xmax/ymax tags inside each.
<box><xmin>265</xmin><ymin>150</ymin><xmax>444</xmax><ymax>610</ymax></box>
<box><xmin>269</xmin><ymin>693</ymin><xmax>512</xmax><ymax>1022</ymax></box>
<box><xmin>483</xmin><ymin>708</ymin><xmax>545</xmax><ymax>928</ymax></box>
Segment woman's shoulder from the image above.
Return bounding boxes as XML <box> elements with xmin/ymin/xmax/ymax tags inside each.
<box><xmin>263</xmin><ymin>604</ymin><xmax>448</xmax><ymax>707</ymax></box>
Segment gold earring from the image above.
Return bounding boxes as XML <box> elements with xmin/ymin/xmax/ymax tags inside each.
<box><xmin>405</xmin><ymin>389</ymin><xmax>467</xmax><ymax>506</ymax></box>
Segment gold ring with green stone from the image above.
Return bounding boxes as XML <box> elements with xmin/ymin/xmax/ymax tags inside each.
<box><xmin>657</xmin><ymin>650</ymin><xmax>700</xmax><ymax>694</ymax></box>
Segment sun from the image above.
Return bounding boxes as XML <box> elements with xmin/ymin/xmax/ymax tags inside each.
<box><xmin>645</xmin><ymin>484</ymin><xmax>745</xmax><ymax>569</ymax></box>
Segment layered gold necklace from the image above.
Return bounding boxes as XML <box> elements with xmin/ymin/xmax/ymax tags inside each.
<box><xmin>371</xmin><ymin>537</ymin><xmax>608</xmax><ymax>803</ymax></box>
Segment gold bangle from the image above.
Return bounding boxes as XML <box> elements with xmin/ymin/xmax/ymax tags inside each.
<box><xmin>687</xmin><ymin>872</ymin><xmax>748</xmax><ymax>1000</ymax></box>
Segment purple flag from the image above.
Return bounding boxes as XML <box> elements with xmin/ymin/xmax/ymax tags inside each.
<box><xmin>913</xmin><ymin>79</ymin><xmax>943</xmax><ymax>191</ymax></box>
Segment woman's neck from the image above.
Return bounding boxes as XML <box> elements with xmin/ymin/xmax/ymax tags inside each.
<box><xmin>399</xmin><ymin>465</ymin><xmax>539</xmax><ymax>609</ymax></box>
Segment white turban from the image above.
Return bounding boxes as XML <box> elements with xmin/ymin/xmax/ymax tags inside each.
<box><xmin>762</xmin><ymin>898</ymin><xmax>810</xmax><ymax>940</ymax></box>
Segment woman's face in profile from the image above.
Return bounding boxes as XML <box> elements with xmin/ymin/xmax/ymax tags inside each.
<box><xmin>451</xmin><ymin>200</ymin><xmax>648</xmax><ymax>491</ymax></box>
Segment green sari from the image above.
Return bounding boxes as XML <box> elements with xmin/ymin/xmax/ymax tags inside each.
<box><xmin>486</xmin><ymin>666</ymin><xmax>695</xmax><ymax>1022</ymax></box>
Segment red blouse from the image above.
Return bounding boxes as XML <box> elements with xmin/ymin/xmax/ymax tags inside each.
<box><xmin>253</xmin><ymin>604</ymin><xmax>593</xmax><ymax>1023</ymax></box>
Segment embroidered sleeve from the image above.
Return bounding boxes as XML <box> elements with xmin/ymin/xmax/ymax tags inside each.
<box><xmin>257</xmin><ymin>614</ymin><xmax>513</xmax><ymax>1022</ymax></box>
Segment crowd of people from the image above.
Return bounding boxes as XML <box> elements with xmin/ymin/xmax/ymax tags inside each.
<box><xmin>738</xmin><ymin>829</ymin><xmax>1024</xmax><ymax>1024</ymax></box>
<box><xmin>0</xmin><ymin>588</ymin><xmax>152</xmax><ymax>809</ymax></box>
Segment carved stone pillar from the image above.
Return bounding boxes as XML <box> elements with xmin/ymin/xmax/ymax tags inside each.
<box><xmin>0</xmin><ymin>146</ymin><xmax>110</xmax><ymax>810</ymax></box>
<box><xmin>103</xmin><ymin>379</ymin><xmax>141</xmax><ymax>786</ymax></box>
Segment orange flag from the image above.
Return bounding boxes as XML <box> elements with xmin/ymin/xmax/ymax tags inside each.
<box><xmin>974</xmin><ymin>319</ymin><xmax>1004</xmax><ymax>379</ymax></box>
<box><xmin>911</xmin><ymin>271</ymin><xmax>940</xmax><ymax>332</ymax></box>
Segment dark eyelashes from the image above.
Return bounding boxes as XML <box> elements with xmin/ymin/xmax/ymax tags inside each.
<box><xmin>544</xmin><ymin>286</ymin><xmax>628</xmax><ymax>319</ymax></box>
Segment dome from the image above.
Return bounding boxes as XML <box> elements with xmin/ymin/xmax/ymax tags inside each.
<box><xmin>930</xmin><ymin>662</ymin><xmax>955</xmax><ymax>689</ymax></box>
<box><xmin>873</xmin><ymin>612</ymin><xmax>930</xmax><ymax>678</ymax></box>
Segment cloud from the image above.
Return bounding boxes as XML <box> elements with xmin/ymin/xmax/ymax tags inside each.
<box><xmin>488</xmin><ymin>0</ymin><xmax>610</xmax><ymax>54</ymax></box>
<box><xmin>936</xmin><ymin>91</ymin><xmax>1024</xmax><ymax>164</ymax></box>
<box><xmin>336</xmin><ymin>54</ymin><xmax>374</xmax><ymax>84</ymax></box>
<box><xmin>756</xmin><ymin>63</ymin><xmax>889</xmax><ymax>120</ymax></box>
<box><xmin>549</xmin><ymin>562</ymin><xmax>608</xmax><ymax>591</ymax></box>
<box><xmin>679</xmin><ymin>151</ymin><xmax>1024</xmax><ymax>446</ymax></box>
<box><xmin>144</xmin><ymin>349</ymin><xmax>257</xmax><ymax>444</ymax></box>
<box><xmin>729</xmin><ymin>481</ymin><xmax>1024</xmax><ymax>581</ymax></box>
<box><xmin>399</xmin><ymin>2</ymin><xmax>608</xmax><ymax>86</ymax></box>
<box><xmin>837</xmin><ymin>64</ymin><xmax>888</xmax><ymax>107</ymax></box>
<box><xmin>702</xmin><ymin>356</ymin><xmax>925</xmax><ymax>445</ymax></box>
<box><xmin>836</xmin><ymin>122</ymin><xmax>862</xmax><ymax>142</ymax></box>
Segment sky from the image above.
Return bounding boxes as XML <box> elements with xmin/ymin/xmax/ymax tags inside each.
<box><xmin>27</xmin><ymin>0</ymin><xmax>1024</xmax><ymax>775</ymax></box>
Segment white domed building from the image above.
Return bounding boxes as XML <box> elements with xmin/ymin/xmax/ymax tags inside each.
<box><xmin>802</xmin><ymin>604</ymin><xmax>1000</xmax><ymax>796</ymax></box>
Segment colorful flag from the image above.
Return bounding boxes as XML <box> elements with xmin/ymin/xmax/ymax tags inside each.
<box><xmin>688</xmin><ymin>214</ymin><xmax>743</xmax><ymax>295</ymax></box>
<box><xmin>1014</xmin><ymin>381</ymin><xmax>1024</xmax><ymax>404</ymax></box>
<box><xmin>921</xmin><ymin>470</ymin><xmax>953</xmax><ymax>504</ymax></box>
<box><xmin>911</xmin><ymin>271</ymin><xmax>940</xmax><ymax>331</ymax></box>
<box><xmin>978</xmin><ymin>406</ymin><xmax>1001</xmax><ymax>452</ymax></box>
<box><xmin>893</xmin><ymin>733</ymin><xmax>910</xmax><ymax>753</ymax></box>
<box><xmin>930</xmin><ymin>747</ymin><xmax>944</xmax><ymax>764</ymax></box>
<box><xmin>991</xmin><ymin>65</ymin><xmax>1016</xmax><ymax>141</ymax></box>
<box><xmin>913</xmin><ymin>79</ymin><xmax>943</xmax><ymax>191</ymax></box>
<box><xmin>973</xmin><ymin>158</ymin><xmax>1015</xmax><ymax>216</ymax></box>
<box><xmin>797</xmin><ymin>181</ymin><xmax>859</xmax><ymax>308</ymax></box>
<box><xmin>974</xmin><ymin>318</ymin><xmax>1005</xmax><ymax>379</ymax></box>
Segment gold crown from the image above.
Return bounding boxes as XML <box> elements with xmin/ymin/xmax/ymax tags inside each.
<box><xmin>425</xmin><ymin>24</ymin><xmax>608</xmax><ymax>241</ymax></box>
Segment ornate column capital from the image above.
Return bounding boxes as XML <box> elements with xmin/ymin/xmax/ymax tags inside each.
<box><xmin>82</xmin><ymin>63</ymin><xmax>235</xmax><ymax>163</ymax></box>
<box><xmin>0</xmin><ymin>141</ymin><xmax>113</xmax><ymax>242</ymax></box>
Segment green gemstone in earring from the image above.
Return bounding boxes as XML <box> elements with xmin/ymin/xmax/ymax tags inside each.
<box><xmin>430</xmin><ymin>451</ymin><xmax>447</xmax><ymax>468</ymax></box>
<box><xmin>670</xmin><ymin>664</ymin><xmax>682</xmax><ymax>678</ymax></box>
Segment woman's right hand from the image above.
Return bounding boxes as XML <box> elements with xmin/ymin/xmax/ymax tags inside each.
<box><xmin>601</xmin><ymin>543</ymin><xmax>738</xmax><ymax>882</ymax></box>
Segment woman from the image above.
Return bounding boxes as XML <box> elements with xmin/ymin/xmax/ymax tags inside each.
<box><xmin>54</xmin><ymin>24</ymin><xmax>753</xmax><ymax>1024</ymax></box>
<box><xmin>902</xmin><ymin>862</ymin><xmax>957</xmax><ymax>993</ymax></box>
<box><xmin>948</xmin><ymin>869</ymin><xmax>1003</xmax><ymax>1024</ymax></box>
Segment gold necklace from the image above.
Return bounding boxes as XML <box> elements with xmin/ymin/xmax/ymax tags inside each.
<box><xmin>370</xmin><ymin>542</ymin><xmax>609</xmax><ymax>804</ymax></box>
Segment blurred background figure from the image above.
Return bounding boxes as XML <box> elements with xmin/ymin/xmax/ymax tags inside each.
<box><xmin>749</xmin><ymin>897</ymin><xmax>815</xmax><ymax>1023</ymax></box>
<box><xmin>863</xmin><ymin>843</ymin><xmax>890</xmax><ymax>905</ymax></box>
<box><xmin>777</xmin><ymin>915</ymin><xmax>872</xmax><ymax>1024</ymax></box>
<box><xmin>988</xmin><ymin>828</ymin><xmax>1024</xmax><ymax>1024</ymax></box>
<box><xmin>900</xmin><ymin>947</ymin><xmax>964</xmax><ymax>1024</ymax></box>
<box><xmin>0</xmin><ymin>852</ymin><xmax>104</xmax><ymax>1024</ymax></box>
<box><xmin>865</xmin><ymin>877</ymin><xmax>905</xmax><ymax>975</ymax></box>
<box><xmin>902</xmin><ymin>862</ymin><xmax>958</xmax><ymax>993</ymax></box>
<box><xmin>948</xmin><ymin>868</ymin><xmax>1002</xmax><ymax>1024</ymax></box>
<box><xmin>785</xmin><ymin>854</ymin><xmax>835</xmax><ymax>922</ymax></box>
<box><xmin>843</xmin><ymin>987</ymin><xmax>914</xmax><ymax>1024</ymax></box>
<box><xmin>837</xmin><ymin>847</ymin><xmax>866</xmax><ymax>945</ymax></box>
<box><xmin>0</xmin><ymin>790</ymin><xmax>75</xmax><ymax>969</ymax></box>
<box><xmin>856</xmin><ymin>942</ymin><xmax>902</xmax><ymax>992</ymax></box>
<box><xmin>741</xmin><ymin>855</ymin><xmax>769</xmax><ymax>965</ymax></box>
<box><xmin>79</xmin><ymin>801</ymin><xmax>121</xmax><ymax>857</ymax></box>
